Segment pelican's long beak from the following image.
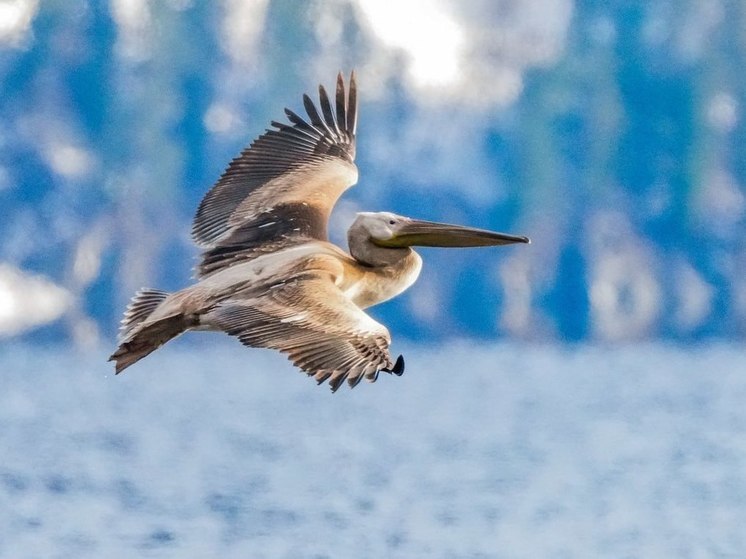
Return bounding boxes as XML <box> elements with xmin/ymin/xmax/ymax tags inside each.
<box><xmin>377</xmin><ymin>219</ymin><xmax>530</xmax><ymax>248</ymax></box>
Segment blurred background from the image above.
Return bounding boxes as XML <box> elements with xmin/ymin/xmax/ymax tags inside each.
<box><xmin>2</xmin><ymin>2</ymin><xmax>746</xmax><ymax>558</ymax></box>
<box><xmin>1</xmin><ymin>0</ymin><xmax>744</xmax><ymax>346</ymax></box>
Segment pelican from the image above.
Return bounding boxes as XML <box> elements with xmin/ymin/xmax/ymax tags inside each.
<box><xmin>110</xmin><ymin>72</ymin><xmax>529</xmax><ymax>391</ymax></box>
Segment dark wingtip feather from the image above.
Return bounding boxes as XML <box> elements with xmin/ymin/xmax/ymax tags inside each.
<box><xmin>317</xmin><ymin>84</ymin><xmax>338</xmax><ymax>137</ymax></box>
<box><xmin>302</xmin><ymin>93</ymin><xmax>324</xmax><ymax>127</ymax></box>
<box><xmin>335</xmin><ymin>72</ymin><xmax>346</xmax><ymax>138</ymax></box>
<box><xmin>347</xmin><ymin>70</ymin><xmax>357</xmax><ymax>136</ymax></box>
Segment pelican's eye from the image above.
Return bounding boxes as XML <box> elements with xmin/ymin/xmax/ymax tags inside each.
<box><xmin>389</xmin><ymin>220</ymin><xmax>396</xmax><ymax>225</ymax></box>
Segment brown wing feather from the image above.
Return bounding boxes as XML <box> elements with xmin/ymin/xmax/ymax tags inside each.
<box><xmin>193</xmin><ymin>72</ymin><xmax>358</xmax><ymax>277</ymax></box>
<box><xmin>203</xmin><ymin>270</ymin><xmax>403</xmax><ymax>392</ymax></box>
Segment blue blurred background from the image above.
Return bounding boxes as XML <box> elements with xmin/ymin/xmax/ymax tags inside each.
<box><xmin>1</xmin><ymin>0</ymin><xmax>744</xmax><ymax>346</ymax></box>
<box><xmin>2</xmin><ymin>2</ymin><xmax>746</xmax><ymax>558</ymax></box>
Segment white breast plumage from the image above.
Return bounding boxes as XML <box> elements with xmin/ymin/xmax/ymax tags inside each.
<box><xmin>345</xmin><ymin>252</ymin><xmax>422</xmax><ymax>309</ymax></box>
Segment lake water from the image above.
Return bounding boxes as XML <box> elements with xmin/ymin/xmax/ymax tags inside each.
<box><xmin>1</xmin><ymin>341</ymin><xmax>744</xmax><ymax>558</ymax></box>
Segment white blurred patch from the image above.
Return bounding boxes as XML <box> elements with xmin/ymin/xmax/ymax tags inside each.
<box><xmin>695</xmin><ymin>170</ymin><xmax>745</xmax><ymax>230</ymax></box>
<box><xmin>0</xmin><ymin>264</ymin><xmax>71</xmax><ymax>336</ymax></box>
<box><xmin>589</xmin><ymin>253</ymin><xmax>661</xmax><ymax>341</ymax></box>
<box><xmin>672</xmin><ymin>260</ymin><xmax>713</xmax><ymax>332</ymax></box>
<box><xmin>44</xmin><ymin>141</ymin><xmax>94</xmax><ymax>178</ymax></box>
<box><xmin>495</xmin><ymin>224</ymin><xmax>556</xmax><ymax>340</ymax></box>
<box><xmin>204</xmin><ymin>102</ymin><xmax>242</xmax><ymax>134</ymax></box>
<box><xmin>586</xmin><ymin>212</ymin><xmax>661</xmax><ymax>341</ymax></box>
<box><xmin>497</xmin><ymin>251</ymin><xmax>534</xmax><ymax>336</ymax></box>
<box><xmin>72</xmin><ymin>224</ymin><xmax>109</xmax><ymax>289</ymax></box>
<box><xmin>110</xmin><ymin>0</ymin><xmax>152</xmax><ymax>61</ymax></box>
<box><xmin>0</xmin><ymin>0</ymin><xmax>38</xmax><ymax>47</ymax></box>
<box><xmin>15</xmin><ymin>105</ymin><xmax>98</xmax><ymax>181</ymax></box>
<box><xmin>357</xmin><ymin>0</ymin><xmax>465</xmax><ymax>90</ymax></box>
<box><xmin>219</xmin><ymin>0</ymin><xmax>269</xmax><ymax>64</ymax></box>
<box><xmin>707</xmin><ymin>92</ymin><xmax>739</xmax><ymax>133</ymax></box>
<box><xmin>676</xmin><ymin>0</ymin><xmax>724</xmax><ymax>61</ymax></box>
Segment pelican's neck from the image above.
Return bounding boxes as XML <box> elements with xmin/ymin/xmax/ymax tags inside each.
<box><xmin>348</xmin><ymin>235</ymin><xmax>413</xmax><ymax>268</ymax></box>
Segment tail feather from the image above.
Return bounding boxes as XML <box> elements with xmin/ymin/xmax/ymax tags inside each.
<box><xmin>109</xmin><ymin>339</ymin><xmax>159</xmax><ymax>374</ymax></box>
<box><xmin>109</xmin><ymin>314</ymin><xmax>187</xmax><ymax>374</ymax></box>
<box><xmin>110</xmin><ymin>288</ymin><xmax>185</xmax><ymax>374</ymax></box>
<box><xmin>118</xmin><ymin>288</ymin><xmax>169</xmax><ymax>341</ymax></box>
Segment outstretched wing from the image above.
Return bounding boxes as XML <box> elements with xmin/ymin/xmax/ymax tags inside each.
<box><xmin>193</xmin><ymin>72</ymin><xmax>359</xmax><ymax>277</ymax></box>
<box><xmin>203</xmin><ymin>269</ymin><xmax>404</xmax><ymax>392</ymax></box>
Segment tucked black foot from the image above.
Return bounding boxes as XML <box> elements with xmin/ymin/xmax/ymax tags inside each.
<box><xmin>388</xmin><ymin>354</ymin><xmax>405</xmax><ymax>376</ymax></box>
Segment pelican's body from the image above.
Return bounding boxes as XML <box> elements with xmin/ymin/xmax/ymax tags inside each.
<box><xmin>110</xmin><ymin>73</ymin><xmax>528</xmax><ymax>391</ymax></box>
<box><xmin>152</xmin><ymin>239</ymin><xmax>420</xmax><ymax>325</ymax></box>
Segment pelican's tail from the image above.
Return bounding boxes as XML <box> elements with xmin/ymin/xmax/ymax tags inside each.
<box><xmin>109</xmin><ymin>288</ymin><xmax>186</xmax><ymax>374</ymax></box>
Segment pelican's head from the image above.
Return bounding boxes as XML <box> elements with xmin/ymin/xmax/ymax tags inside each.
<box><xmin>351</xmin><ymin>211</ymin><xmax>530</xmax><ymax>249</ymax></box>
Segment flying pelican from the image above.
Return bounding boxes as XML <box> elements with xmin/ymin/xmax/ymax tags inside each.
<box><xmin>110</xmin><ymin>72</ymin><xmax>529</xmax><ymax>391</ymax></box>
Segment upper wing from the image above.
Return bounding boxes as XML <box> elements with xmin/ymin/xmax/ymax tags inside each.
<box><xmin>204</xmin><ymin>269</ymin><xmax>404</xmax><ymax>392</ymax></box>
<box><xmin>193</xmin><ymin>72</ymin><xmax>359</xmax><ymax>277</ymax></box>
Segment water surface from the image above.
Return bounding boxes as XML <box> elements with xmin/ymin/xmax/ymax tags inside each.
<box><xmin>1</xmin><ymin>342</ymin><xmax>744</xmax><ymax>558</ymax></box>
